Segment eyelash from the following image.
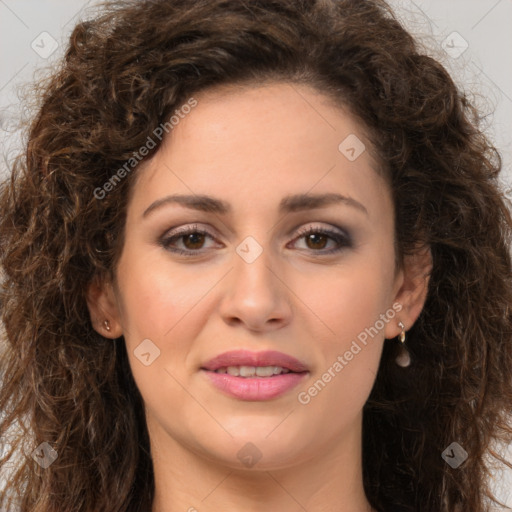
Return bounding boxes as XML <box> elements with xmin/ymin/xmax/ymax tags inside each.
<box><xmin>159</xmin><ymin>224</ymin><xmax>352</xmax><ymax>257</ymax></box>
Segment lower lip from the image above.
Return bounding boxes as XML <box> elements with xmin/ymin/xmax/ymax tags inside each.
<box><xmin>201</xmin><ymin>370</ymin><xmax>308</xmax><ymax>401</ymax></box>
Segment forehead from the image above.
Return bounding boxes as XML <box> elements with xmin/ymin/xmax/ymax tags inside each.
<box><xmin>128</xmin><ymin>82</ymin><xmax>390</xmax><ymax>221</ymax></box>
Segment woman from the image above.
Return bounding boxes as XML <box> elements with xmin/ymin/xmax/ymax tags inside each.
<box><xmin>1</xmin><ymin>0</ymin><xmax>511</xmax><ymax>510</ymax></box>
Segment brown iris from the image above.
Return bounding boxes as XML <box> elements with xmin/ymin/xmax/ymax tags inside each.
<box><xmin>182</xmin><ymin>232</ymin><xmax>206</xmax><ymax>250</ymax></box>
<box><xmin>304</xmin><ymin>233</ymin><xmax>328</xmax><ymax>250</ymax></box>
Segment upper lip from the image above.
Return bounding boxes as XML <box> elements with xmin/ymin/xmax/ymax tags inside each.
<box><xmin>201</xmin><ymin>350</ymin><xmax>309</xmax><ymax>372</ymax></box>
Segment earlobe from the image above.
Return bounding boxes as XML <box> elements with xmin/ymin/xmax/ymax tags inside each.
<box><xmin>385</xmin><ymin>245</ymin><xmax>433</xmax><ymax>339</ymax></box>
<box><xmin>85</xmin><ymin>275</ymin><xmax>124</xmax><ymax>338</ymax></box>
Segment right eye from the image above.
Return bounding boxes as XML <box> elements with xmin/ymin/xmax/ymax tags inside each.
<box><xmin>160</xmin><ymin>224</ymin><xmax>222</xmax><ymax>256</ymax></box>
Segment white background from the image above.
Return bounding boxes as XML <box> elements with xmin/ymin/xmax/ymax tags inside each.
<box><xmin>0</xmin><ymin>0</ymin><xmax>511</xmax><ymax>507</ymax></box>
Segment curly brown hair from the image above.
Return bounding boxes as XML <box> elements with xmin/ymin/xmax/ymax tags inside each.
<box><xmin>1</xmin><ymin>0</ymin><xmax>511</xmax><ymax>510</ymax></box>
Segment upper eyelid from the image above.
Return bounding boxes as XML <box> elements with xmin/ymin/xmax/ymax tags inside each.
<box><xmin>294</xmin><ymin>224</ymin><xmax>349</xmax><ymax>237</ymax></box>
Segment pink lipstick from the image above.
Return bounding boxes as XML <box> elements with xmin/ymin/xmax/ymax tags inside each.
<box><xmin>200</xmin><ymin>349</ymin><xmax>309</xmax><ymax>401</ymax></box>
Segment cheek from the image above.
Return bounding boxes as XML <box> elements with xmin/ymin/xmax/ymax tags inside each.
<box><xmin>115</xmin><ymin>249</ymin><xmax>217</xmax><ymax>345</ymax></box>
<box><xmin>114</xmin><ymin>252</ymin><xmax>215</xmax><ymax>419</ymax></box>
<box><xmin>298</xmin><ymin>291</ymin><xmax>386</xmax><ymax>436</ymax></box>
<box><xmin>296</xmin><ymin>252</ymin><xmax>394</xmax><ymax>416</ymax></box>
<box><xmin>303</xmin><ymin>254</ymin><xmax>394</xmax><ymax>344</ymax></box>
<box><xmin>114</xmin><ymin>247</ymin><xmax>227</xmax><ymax>403</ymax></box>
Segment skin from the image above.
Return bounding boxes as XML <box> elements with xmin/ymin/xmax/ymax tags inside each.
<box><xmin>87</xmin><ymin>82</ymin><xmax>431</xmax><ymax>512</ymax></box>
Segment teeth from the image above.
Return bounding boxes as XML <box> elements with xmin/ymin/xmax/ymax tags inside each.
<box><xmin>215</xmin><ymin>366</ymin><xmax>291</xmax><ymax>377</ymax></box>
<box><xmin>226</xmin><ymin>366</ymin><xmax>240</xmax><ymax>376</ymax></box>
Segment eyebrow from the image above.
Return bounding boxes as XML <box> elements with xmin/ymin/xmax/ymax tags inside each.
<box><xmin>142</xmin><ymin>192</ymin><xmax>368</xmax><ymax>218</ymax></box>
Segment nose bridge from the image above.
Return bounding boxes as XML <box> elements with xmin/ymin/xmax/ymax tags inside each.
<box><xmin>219</xmin><ymin>234</ymin><xmax>291</xmax><ymax>329</ymax></box>
<box><xmin>234</xmin><ymin>237</ymin><xmax>274</xmax><ymax>289</ymax></box>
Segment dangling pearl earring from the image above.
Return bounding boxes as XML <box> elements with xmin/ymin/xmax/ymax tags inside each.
<box><xmin>395</xmin><ymin>321</ymin><xmax>410</xmax><ymax>367</ymax></box>
<box><xmin>103</xmin><ymin>319</ymin><xmax>111</xmax><ymax>332</ymax></box>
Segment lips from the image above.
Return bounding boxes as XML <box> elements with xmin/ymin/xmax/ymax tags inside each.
<box><xmin>200</xmin><ymin>349</ymin><xmax>309</xmax><ymax>373</ymax></box>
<box><xmin>200</xmin><ymin>349</ymin><xmax>310</xmax><ymax>401</ymax></box>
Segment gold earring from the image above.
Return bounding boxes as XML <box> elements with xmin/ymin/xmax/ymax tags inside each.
<box><xmin>103</xmin><ymin>319</ymin><xmax>111</xmax><ymax>332</ymax></box>
<box><xmin>396</xmin><ymin>321</ymin><xmax>410</xmax><ymax>367</ymax></box>
<box><xmin>398</xmin><ymin>321</ymin><xmax>406</xmax><ymax>343</ymax></box>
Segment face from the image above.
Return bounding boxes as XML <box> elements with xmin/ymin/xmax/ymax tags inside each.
<box><xmin>88</xmin><ymin>82</ymin><xmax>420</xmax><ymax>471</ymax></box>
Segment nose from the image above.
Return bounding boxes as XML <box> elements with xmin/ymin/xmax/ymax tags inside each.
<box><xmin>218</xmin><ymin>246</ymin><xmax>292</xmax><ymax>332</ymax></box>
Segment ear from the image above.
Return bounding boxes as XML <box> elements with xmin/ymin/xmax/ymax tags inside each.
<box><xmin>384</xmin><ymin>244</ymin><xmax>433</xmax><ymax>339</ymax></box>
<box><xmin>85</xmin><ymin>274</ymin><xmax>124</xmax><ymax>339</ymax></box>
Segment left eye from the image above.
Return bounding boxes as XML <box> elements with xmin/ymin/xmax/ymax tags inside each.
<box><xmin>289</xmin><ymin>225</ymin><xmax>352</xmax><ymax>254</ymax></box>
